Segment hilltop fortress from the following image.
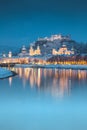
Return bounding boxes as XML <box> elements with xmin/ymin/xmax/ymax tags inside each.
<box><xmin>38</xmin><ymin>34</ymin><xmax>71</xmax><ymax>41</ymax></box>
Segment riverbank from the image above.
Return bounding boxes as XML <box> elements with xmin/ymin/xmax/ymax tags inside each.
<box><xmin>0</xmin><ymin>63</ymin><xmax>15</xmax><ymax>67</ymax></box>
<box><xmin>0</xmin><ymin>67</ymin><xmax>16</xmax><ymax>79</ymax></box>
<box><xmin>14</xmin><ymin>64</ymin><xmax>87</xmax><ymax>70</ymax></box>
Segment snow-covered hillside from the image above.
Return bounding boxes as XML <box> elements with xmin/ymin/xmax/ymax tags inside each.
<box><xmin>31</xmin><ymin>34</ymin><xmax>77</xmax><ymax>55</ymax></box>
<box><xmin>0</xmin><ymin>68</ymin><xmax>13</xmax><ymax>79</ymax></box>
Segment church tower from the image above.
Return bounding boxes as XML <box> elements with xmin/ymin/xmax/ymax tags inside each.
<box><xmin>8</xmin><ymin>51</ymin><xmax>12</xmax><ymax>58</ymax></box>
<box><xmin>36</xmin><ymin>46</ymin><xmax>41</xmax><ymax>55</ymax></box>
<box><xmin>29</xmin><ymin>46</ymin><xmax>34</xmax><ymax>56</ymax></box>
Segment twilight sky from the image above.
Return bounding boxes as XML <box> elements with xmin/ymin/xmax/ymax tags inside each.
<box><xmin>0</xmin><ymin>0</ymin><xmax>87</xmax><ymax>47</ymax></box>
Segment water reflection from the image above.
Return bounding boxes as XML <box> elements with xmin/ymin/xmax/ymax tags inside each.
<box><xmin>9</xmin><ymin>77</ymin><xmax>12</xmax><ymax>86</ymax></box>
<box><xmin>10</xmin><ymin>68</ymin><xmax>87</xmax><ymax>97</ymax></box>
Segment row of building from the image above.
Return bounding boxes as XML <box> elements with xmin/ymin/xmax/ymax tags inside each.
<box><xmin>1</xmin><ymin>44</ymin><xmax>75</xmax><ymax>58</ymax></box>
<box><xmin>1</xmin><ymin>45</ymin><xmax>41</xmax><ymax>58</ymax></box>
<box><xmin>18</xmin><ymin>45</ymin><xmax>41</xmax><ymax>57</ymax></box>
<box><xmin>19</xmin><ymin>44</ymin><xmax>75</xmax><ymax>56</ymax></box>
<box><xmin>52</xmin><ymin>45</ymin><xmax>74</xmax><ymax>55</ymax></box>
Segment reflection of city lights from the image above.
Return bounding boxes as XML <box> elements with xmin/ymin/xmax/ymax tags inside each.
<box><xmin>23</xmin><ymin>78</ymin><xmax>26</xmax><ymax>88</ymax></box>
<box><xmin>78</xmin><ymin>70</ymin><xmax>81</xmax><ymax>79</ymax></box>
<box><xmin>48</xmin><ymin>69</ymin><xmax>52</xmax><ymax>76</ymax></box>
<box><xmin>54</xmin><ymin>69</ymin><xmax>58</xmax><ymax>78</ymax></box>
<box><xmin>10</xmin><ymin>68</ymin><xmax>87</xmax><ymax>98</ymax></box>
<box><xmin>24</xmin><ymin>68</ymin><xmax>29</xmax><ymax>79</ymax></box>
<box><xmin>69</xmin><ymin>69</ymin><xmax>72</xmax><ymax>77</ymax></box>
<box><xmin>37</xmin><ymin>68</ymin><xmax>41</xmax><ymax>87</ymax></box>
<box><xmin>9</xmin><ymin>77</ymin><xmax>12</xmax><ymax>86</ymax></box>
<box><xmin>19</xmin><ymin>68</ymin><xmax>22</xmax><ymax>78</ymax></box>
<box><xmin>44</xmin><ymin>69</ymin><xmax>47</xmax><ymax>78</ymax></box>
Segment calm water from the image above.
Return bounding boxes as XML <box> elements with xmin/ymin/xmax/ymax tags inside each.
<box><xmin>0</xmin><ymin>68</ymin><xmax>87</xmax><ymax>130</ymax></box>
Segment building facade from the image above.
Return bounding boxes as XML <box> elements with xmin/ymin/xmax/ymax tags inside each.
<box><xmin>52</xmin><ymin>45</ymin><xmax>74</xmax><ymax>56</ymax></box>
<box><xmin>29</xmin><ymin>46</ymin><xmax>41</xmax><ymax>56</ymax></box>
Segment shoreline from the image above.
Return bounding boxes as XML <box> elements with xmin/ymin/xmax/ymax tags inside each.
<box><xmin>0</xmin><ymin>68</ymin><xmax>17</xmax><ymax>79</ymax></box>
<box><xmin>14</xmin><ymin>64</ymin><xmax>87</xmax><ymax>70</ymax></box>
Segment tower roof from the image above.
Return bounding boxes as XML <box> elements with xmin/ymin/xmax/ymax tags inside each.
<box><xmin>9</xmin><ymin>51</ymin><xmax>12</xmax><ymax>53</ymax></box>
<box><xmin>22</xmin><ymin>45</ymin><xmax>26</xmax><ymax>51</ymax></box>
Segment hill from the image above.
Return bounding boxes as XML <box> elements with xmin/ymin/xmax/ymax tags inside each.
<box><xmin>30</xmin><ymin>34</ymin><xmax>87</xmax><ymax>55</ymax></box>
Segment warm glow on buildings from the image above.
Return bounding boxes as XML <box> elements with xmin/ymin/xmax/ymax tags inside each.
<box><xmin>29</xmin><ymin>45</ymin><xmax>41</xmax><ymax>56</ymax></box>
<box><xmin>9</xmin><ymin>77</ymin><xmax>12</xmax><ymax>86</ymax></box>
<box><xmin>52</xmin><ymin>45</ymin><xmax>74</xmax><ymax>56</ymax></box>
<box><xmin>8</xmin><ymin>51</ymin><xmax>12</xmax><ymax>58</ymax></box>
<box><xmin>29</xmin><ymin>46</ymin><xmax>34</xmax><ymax>56</ymax></box>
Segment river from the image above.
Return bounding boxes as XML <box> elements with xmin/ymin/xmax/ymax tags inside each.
<box><xmin>0</xmin><ymin>68</ymin><xmax>87</xmax><ymax>130</ymax></box>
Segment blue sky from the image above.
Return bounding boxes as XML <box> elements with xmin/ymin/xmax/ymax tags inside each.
<box><xmin>0</xmin><ymin>0</ymin><xmax>87</xmax><ymax>47</ymax></box>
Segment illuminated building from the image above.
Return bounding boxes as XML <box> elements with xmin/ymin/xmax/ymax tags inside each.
<box><xmin>34</xmin><ymin>46</ymin><xmax>41</xmax><ymax>55</ymax></box>
<box><xmin>38</xmin><ymin>34</ymin><xmax>71</xmax><ymax>42</ymax></box>
<box><xmin>8</xmin><ymin>51</ymin><xmax>12</xmax><ymax>58</ymax></box>
<box><xmin>52</xmin><ymin>45</ymin><xmax>74</xmax><ymax>56</ymax></box>
<box><xmin>18</xmin><ymin>45</ymin><xmax>41</xmax><ymax>57</ymax></box>
<box><xmin>29</xmin><ymin>45</ymin><xmax>41</xmax><ymax>56</ymax></box>
<box><xmin>29</xmin><ymin>46</ymin><xmax>34</xmax><ymax>56</ymax></box>
<box><xmin>49</xmin><ymin>34</ymin><xmax>62</xmax><ymax>41</ymax></box>
<box><xmin>38</xmin><ymin>34</ymin><xmax>62</xmax><ymax>41</ymax></box>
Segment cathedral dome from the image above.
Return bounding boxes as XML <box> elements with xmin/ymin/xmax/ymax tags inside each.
<box><xmin>22</xmin><ymin>45</ymin><xmax>27</xmax><ymax>53</ymax></box>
